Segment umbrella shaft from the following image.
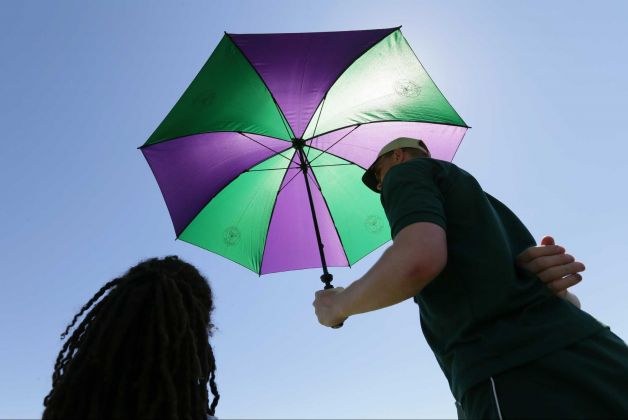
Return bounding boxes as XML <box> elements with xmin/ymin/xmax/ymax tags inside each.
<box><xmin>296</xmin><ymin>147</ymin><xmax>333</xmax><ymax>287</ymax></box>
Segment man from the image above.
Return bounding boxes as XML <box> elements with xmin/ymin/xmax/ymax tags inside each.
<box><xmin>313</xmin><ymin>137</ymin><xmax>628</xmax><ymax>418</ymax></box>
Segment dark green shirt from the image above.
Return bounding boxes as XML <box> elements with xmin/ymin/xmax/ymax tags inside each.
<box><xmin>381</xmin><ymin>158</ymin><xmax>604</xmax><ymax>400</ymax></box>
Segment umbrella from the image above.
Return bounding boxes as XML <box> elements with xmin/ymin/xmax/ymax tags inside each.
<box><xmin>140</xmin><ymin>27</ymin><xmax>468</xmax><ymax>290</ymax></box>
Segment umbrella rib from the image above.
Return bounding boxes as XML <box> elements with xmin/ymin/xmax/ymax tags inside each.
<box><xmin>277</xmin><ymin>168</ymin><xmax>305</xmax><ymax>194</ymax></box>
<box><xmin>246</xmin><ymin>166</ymin><xmax>297</xmax><ymax>172</ymax></box>
<box><xmin>178</xmin><ymin>236</ymin><xmax>262</xmax><ymax>276</ymax></box>
<box><xmin>140</xmin><ymin>129</ymin><xmax>295</xmax><ymax>149</ymax></box>
<box><xmin>306</xmin><ymin>95</ymin><xmax>326</xmax><ymax>160</ymax></box>
<box><xmin>274</xmin><ymin>158</ymin><xmax>347</xmax><ymax>195</ymax></box>
<box><xmin>304</xmin><ymin>119</ymin><xmax>471</xmax><ymax>143</ymax></box>
<box><xmin>307</xmin><ymin>169</ymin><xmax>320</xmax><ymax>191</ymax></box>
<box><xmin>239</xmin><ymin>132</ymin><xmax>294</xmax><ymax>162</ymax></box>
<box><xmin>342</xmin><ymin>239</ymin><xmax>390</xmax><ymax>268</ymax></box>
<box><xmin>307</xmin><ymin>124</ymin><xmax>360</xmax><ymax>165</ymax></box>
<box><xmin>298</xmin><ymin>28</ymin><xmax>468</xmax><ymax>142</ymax></box>
<box><xmin>299</xmin><ymin>27</ymin><xmax>400</xmax><ymax>141</ymax></box>
<box><xmin>257</xmin><ymin>151</ymin><xmax>300</xmax><ymax>275</ymax></box>
<box><xmin>277</xmin><ymin>107</ymin><xmax>295</xmax><ymax>141</ymax></box>
<box><xmin>401</xmin><ymin>27</ymin><xmax>468</xmax><ymax>128</ymax></box>
<box><xmin>174</xmin><ymin>147</ymin><xmax>293</xmax><ymax>242</ymax></box>
<box><xmin>450</xmin><ymin>127</ymin><xmax>470</xmax><ymax>162</ymax></box>
<box><xmin>226</xmin><ymin>33</ymin><xmax>295</xmax><ymax>140</ymax></box>
<box><xmin>306</xmin><ymin>146</ymin><xmax>368</xmax><ymax>171</ymax></box>
<box><xmin>310</xmin><ymin>163</ymin><xmax>354</xmax><ymax>168</ymax></box>
<box><xmin>305</xmin><ymin>158</ymin><xmax>352</xmax><ymax>268</ymax></box>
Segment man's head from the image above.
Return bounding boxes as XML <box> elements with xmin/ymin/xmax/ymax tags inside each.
<box><xmin>362</xmin><ymin>137</ymin><xmax>430</xmax><ymax>193</ymax></box>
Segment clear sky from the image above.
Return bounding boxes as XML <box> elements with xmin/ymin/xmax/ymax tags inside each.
<box><xmin>1</xmin><ymin>1</ymin><xmax>627</xmax><ymax>418</ymax></box>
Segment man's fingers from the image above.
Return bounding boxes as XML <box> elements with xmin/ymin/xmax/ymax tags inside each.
<box><xmin>314</xmin><ymin>287</ymin><xmax>344</xmax><ymax>299</ymax></box>
<box><xmin>313</xmin><ymin>287</ymin><xmax>347</xmax><ymax>328</ymax></box>
<box><xmin>537</xmin><ymin>261</ymin><xmax>586</xmax><ymax>283</ymax></box>
<box><xmin>516</xmin><ymin>244</ymin><xmax>565</xmax><ymax>265</ymax></box>
<box><xmin>547</xmin><ymin>274</ymin><xmax>583</xmax><ymax>293</ymax></box>
<box><xmin>523</xmin><ymin>253</ymin><xmax>575</xmax><ymax>275</ymax></box>
<box><xmin>312</xmin><ymin>287</ymin><xmax>345</xmax><ymax>310</ymax></box>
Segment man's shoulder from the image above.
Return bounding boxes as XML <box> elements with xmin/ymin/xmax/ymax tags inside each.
<box><xmin>382</xmin><ymin>159</ymin><xmax>461</xmax><ymax>200</ymax></box>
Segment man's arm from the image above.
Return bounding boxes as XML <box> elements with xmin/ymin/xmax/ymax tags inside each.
<box><xmin>516</xmin><ymin>236</ymin><xmax>583</xmax><ymax>308</ymax></box>
<box><xmin>313</xmin><ymin>222</ymin><xmax>446</xmax><ymax>327</ymax></box>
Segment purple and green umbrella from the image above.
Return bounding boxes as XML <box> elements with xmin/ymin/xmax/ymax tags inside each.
<box><xmin>141</xmin><ymin>27</ymin><xmax>467</xmax><ymax>289</ymax></box>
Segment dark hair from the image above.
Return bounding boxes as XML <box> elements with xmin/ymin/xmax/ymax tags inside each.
<box><xmin>378</xmin><ymin>146</ymin><xmax>429</xmax><ymax>164</ymax></box>
<box><xmin>42</xmin><ymin>256</ymin><xmax>219</xmax><ymax>419</ymax></box>
<box><xmin>401</xmin><ymin>147</ymin><xmax>429</xmax><ymax>158</ymax></box>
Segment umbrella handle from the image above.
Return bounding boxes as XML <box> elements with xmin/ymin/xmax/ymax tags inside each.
<box><xmin>321</xmin><ymin>273</ymin><xmax>344</xmax><ymax>329</ymax></box>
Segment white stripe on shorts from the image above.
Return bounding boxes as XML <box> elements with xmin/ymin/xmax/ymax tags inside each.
<box><xmin>490</xmin><ymin>377</ymin><xmax>503</xmax><ymax>420</ymax></box>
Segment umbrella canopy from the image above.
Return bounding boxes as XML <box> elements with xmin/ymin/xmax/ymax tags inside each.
<box><xmin>141</xmin><ymin>27</ymin><xmax>468</xmax><ymax>283</ymax></box>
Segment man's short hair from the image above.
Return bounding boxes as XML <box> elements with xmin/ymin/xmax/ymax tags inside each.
<box><xmin>402</xmin><ymin>147</ymin><xmax>429</xmax><ymax>158</ymax></box>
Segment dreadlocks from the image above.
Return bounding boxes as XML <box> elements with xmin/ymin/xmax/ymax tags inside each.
<box><xmin>42</xmin><ymin>256</ymin><xmax>219</xmax><ymax>419</ymax></box>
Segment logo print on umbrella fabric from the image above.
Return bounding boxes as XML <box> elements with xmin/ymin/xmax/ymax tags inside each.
<box><xmin>193</xmin><ymin>91</ymin><xmax>216</xmax><ymax>107</ymax></box>
<box><xmin>364</xmin><ymin>215</ymin><xmax>384</xmax><ymax>233</ymax></box>
<box><xmin>223</xmin><ymin>226</ymin><xmax>241</xmax><ymax>246</ymax></box>
<box><xmin>394</xmin><ymin>79</ymin><xmax>421</xmax><ymax>98</ymax></box>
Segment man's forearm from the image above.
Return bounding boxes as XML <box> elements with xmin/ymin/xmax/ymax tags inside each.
<box><xmin>312</xmin><ymin>223</ymin><xmax>447</xmax><ymax>327</ymax></box>
<box><xmin>337</xmin><ymin>243</ymin><xmax>434</xmax><ymax>318</ymax></box>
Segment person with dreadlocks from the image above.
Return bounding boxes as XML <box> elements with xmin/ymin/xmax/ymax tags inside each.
<box><xmin>42</xmin><ymin>256</ymin><xmax>219</xmax><ymax>420</ymax></box>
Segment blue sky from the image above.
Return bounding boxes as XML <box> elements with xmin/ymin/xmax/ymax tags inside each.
<box><xmin>1</xmin><ymin>1</ymin><xmax>627</xmax><ymax>418</ymax></box>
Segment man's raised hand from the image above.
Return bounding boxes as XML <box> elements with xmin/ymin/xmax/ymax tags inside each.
<box><xmin>313</xmin><ymin>287</ymin><xmax>348</xmax><ymax>328</ymax></box>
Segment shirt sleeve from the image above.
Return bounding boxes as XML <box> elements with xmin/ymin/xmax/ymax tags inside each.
<box><xmin>381</xmin><ymin>160</ymin><xmax>447</xmax><ymax>239</ymax></box>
